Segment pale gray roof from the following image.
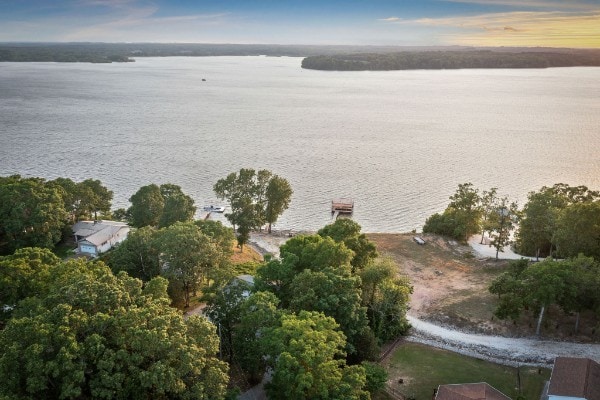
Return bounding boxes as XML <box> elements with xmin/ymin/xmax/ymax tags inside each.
<box><xmin>73</xmin><ymin>221</ymin><xmax>129</xmax><ymax>247</ymax></box>
<box><xmin>236</xmin><ymin>275</ymin><xmax>255</xmax><ymax>285</ymax></box>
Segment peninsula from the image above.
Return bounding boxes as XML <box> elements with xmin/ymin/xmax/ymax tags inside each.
<box><xmin>301</xmin><ymin>49</ymin><xmax>600</xmax><ymax>71</ymax></box>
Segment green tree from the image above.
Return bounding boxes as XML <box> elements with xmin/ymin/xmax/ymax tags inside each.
<box><xmin>556</xmin><ymin>255</ymin><xmax>600</xmax><ymax>333</ymax></box>
<box><xmin>233</xmin><ymin>291</ymin><xmax>283</xmax><ymax>382</ymax></box>
<box><xmin>523</xmin><ymin>259</ymin><xmax>576</xmax><ymax>335</ymax></box>
<box><xmin>265</xmin><ymin>175</ymin><xmax>293</xmax><ymax>233</ymax></box>
<box><xmin>489</xmin><ymin>259</ymin><xmax>529</xmax><ymax>321</ymax></box>
<box><xmin>489</xmin><ymin>258</ymin><xmax>578</xmax><ymax>335</ymax></box>
<box><xmin>447</xmin><ymin>182</ymin><xmax>482</xmax><ymax>242</ymax></box>
<box><xmin>47</xmin><ymin>177</ymin><xmax>79</xmax><ymax>222</ymax></box>
<box><xmin>288</xmin><ymin>267</ymin><xmax>369</xmax><ymax>355</ymax></box>
<box><xmin>264</xmin><ymin>311</ymin><xmax>369</xmax><ymax>400</ymax></box>
<box><xmin>489</xmin><ymin>197</ymin><xmax>519</xmax><ymax>260</ymax></box>
<box><xmin>361</xmin><ymin>362</ymin><xmax>388</xmax><ymax>395</ymax></box>
<box><xmin>195</xmin><ymin>220</ymin><xmax>235</xmax><ymax>256</ymax></box>
<box><xmin>423</xmin><ymin>183</ymin><xmax>482</xmax><ymax>242</ymax></box>
<box><xmin>0</xmin><ymin>176</ymin><xmax>68</xmax><ymax>252</ymax></box>
<box><xmin>107</xmin><ymin>226</ymin><xmax>161</xmax><ymax>281</ymax></box>
<box><xmin>255</xmin><ymin>234</ymin><xmax>354</xmax><ymax>307</ymax></box>
<box><xmin>554</xmin><ymin>201</ymin><xmax>600</xmax><ymax>258</ymax></box>
<box><xmin>515</xmin><ymin>187</ymin><xmax>563</xmax><ymax>259</ymax></box>
<box><xmin>278</xmin><ymin>234</ymin><xmax>354</xmax><ymax>273</ymax></box>
<box><xmin>318</xmin><ymin>219</ymin><xmax>377</xmax><ymax>271</ymax></box>
<box><xmin>128</xmin><ymin>184</ymin><xmax>164</xmax><ymax>228</ymax></box>
<box><xmin>0</xmin><ymin>260</ymin><xmax>228</xmax><ymax>399</ymax></box>
<box><xmin>214</xmin><ymin>169</ymin><xmax>293</xmax><ymax>248</ymax></box>
<box><xmin>214</xmin><ymin>169</ymin><xmax>262</xmax><ymax>250</ymax></box>
<box><xmin>479</xmin><ymin>187</ymin><xmax>498</xmax><ymax>243</ymax></box>
<box><xmin>159</xmin><ymin>222</ymin><xmax>228</xmax><ymax>307</ymax></box>
<box><xmin>0</xmin><ymin>247</ymin><xmax>60</xmax><ymax>317</ymax></box>
<box><xmin>515</xmin><ymin>184</ymin><xmax>599</xmax><ymax>259</ymax></box>
<box><xmin>77</xmin><ymin>179</ymin><xmax>113</xmax><ymax>220</ymax></box>
<box><xmin>359</xmin><ymin>258</ymin><xmax>412</xmax><ymax>341</ymax></box>
<box><xmin>158</xmin><ymin>184</ymin><xmax>196</xmax><ymax>228</ymax></box>
<box><xmin>111</xmin><ymin>208</ymin><xmax>128</xmax><ymax>221</ymax></box>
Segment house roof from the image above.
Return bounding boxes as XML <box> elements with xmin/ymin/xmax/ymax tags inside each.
<box><xmin>73</xmin><ymin>221</ymin><xmax>129</xmax><ymax>247</ymax></box>
<box><xmin>548</xmin><ymin>357</ymin><xmax>600</xmax><ymax>400</ymax></box>
<box><xmin>436</xmin><ymin>383</ymin><xmax>511</xmax><ymax>400</ymax></box>
<box><xmin>236</xmin><ymin>275</ymin><xmax>255</xmax><ymax>285</ymax></box>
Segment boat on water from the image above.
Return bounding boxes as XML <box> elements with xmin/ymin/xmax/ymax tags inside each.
<box><xmin>203</xmin><ymin>205</ymin><xmax>225</xmax><ymax>213</ymax></box>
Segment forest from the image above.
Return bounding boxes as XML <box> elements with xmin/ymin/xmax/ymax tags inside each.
<box><xmin>4</xmin><ymin>43</ymin><xmax>600</xmax><ymax>67</ymax></box>
<box><xmin>0</xmin><ymin>42</ymin><xmax>414</xmax><ymax>63</ymax></box>
<box><xmin>301</xmin><ymin>49</ymin><xmax>600</xmax><ymax>70</ymax></box>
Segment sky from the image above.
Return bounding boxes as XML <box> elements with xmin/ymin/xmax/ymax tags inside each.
<box><xmin>1</xmin><ymin>0</ymin><xmax>599</xmax><ymax>48</ymax></box>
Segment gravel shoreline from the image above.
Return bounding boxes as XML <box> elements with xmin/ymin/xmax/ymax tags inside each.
<box><xmin>407</xmin><ymin>315</ymin><xmax>600</xmax><ymax>366</ymax></box>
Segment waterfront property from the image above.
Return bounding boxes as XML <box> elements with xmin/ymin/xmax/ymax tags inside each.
<box><xmin>72</xmin><ymin>220</ymin><xmax>130</xmax><ymax>256</ymax></box>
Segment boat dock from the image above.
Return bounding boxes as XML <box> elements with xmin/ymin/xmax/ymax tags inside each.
<box><xmin>331</xmin><ymin>198</ymin><xmax>354</xmax><ymax>220</ymax></box>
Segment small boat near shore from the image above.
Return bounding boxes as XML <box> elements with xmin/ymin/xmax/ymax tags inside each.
<box><xmin>203</xmin><ymin>205</ymin><xmax>225</xmax><ymax>213</ymax></box>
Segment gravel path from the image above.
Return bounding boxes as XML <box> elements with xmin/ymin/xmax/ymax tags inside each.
<box><xmin>468</xmin><ymin>234</ymin><xmax>538</xmax><ymax>260</ymax></box>
<box><xmin>406</xmin><ymin>315</ymin><xmax>600</xmax><ymax>366</ymax></box>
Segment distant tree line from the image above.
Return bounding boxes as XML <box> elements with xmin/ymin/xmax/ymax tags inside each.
<box><xmin>5</xmin><ymin>43</ymin><xmax>600</xmax><ymax>67</ymax></box>
<box><xmin>0</xmin><ymin>42</ymin><xmax>429</xmax><ymax>63</ymax></box>
<box><xmin>301</xmin><ymin>50</ymin><xmax>600</xmax><ymax>71</ymax></box>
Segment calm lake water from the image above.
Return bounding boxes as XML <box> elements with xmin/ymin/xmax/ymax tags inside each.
<box><xmin>1</xmin><ymin>57</ymin><xmax>599</xmax><ymax>232</ymax></box>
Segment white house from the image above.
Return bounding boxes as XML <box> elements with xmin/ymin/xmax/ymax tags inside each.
<box><xmin>72</xmin><ymin>220</ymin><xmax>130</xmax><ymax>256</ymax></box>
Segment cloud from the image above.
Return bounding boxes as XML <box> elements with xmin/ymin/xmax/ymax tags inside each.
<box><xmin>378</xmin><ymin>16</ymin><xmax>402</xmax><ymax>22</ymax></box>
<box><xmin>441</xmin><ymin>0</ymin><xmax>598</xmax><ymax>11</ymax></box>
<box><xmin>60</xmin><ymin>5</ymin><xmax>231</xmax><ymax>42</ymax></box>
<box><xmin>408</xmin><ymin>10</ymin><xmax>600</xmax><ymax>47</ymax></box>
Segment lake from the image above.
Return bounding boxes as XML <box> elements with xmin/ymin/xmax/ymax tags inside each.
<box><xmin>1</xmin><ymin>56</ymin><xmax>598</xmax><ymax>232</ymax></box>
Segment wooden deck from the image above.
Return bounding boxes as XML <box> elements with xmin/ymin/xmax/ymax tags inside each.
<box><xmin>331</xmin><ymin>198</ymin><xmax>354</xmax><ymax>215</ymax></box>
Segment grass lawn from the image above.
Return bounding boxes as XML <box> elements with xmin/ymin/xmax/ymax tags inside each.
<box><xmin>385</xmin><ymin>342</ymin><xmax>550</xmax><ymax>400</ymax></box>
<box><xmin>52</xmin><ymin>241</ymin><xmax>77</xmax><ymax>259</ymax></box>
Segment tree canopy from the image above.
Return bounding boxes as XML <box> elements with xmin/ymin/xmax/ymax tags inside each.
<box><xmin>515</xmin><ymin>184</ymin><xmax>599</xmax><ymax>259</ymax></box>
<box><xmin>107</xmin><ymin>226</ymin><xmax>161</xmax><ymax>282</ymax></box>
<box><xmin>159</xmin><ymin>222</ymin><xmax>230</xmax><ymax>308</ymax></box>
<box><xmin>423</xmin><ymin>183</ymin><xmax>483</xmax><ymax>242</ymax></box>
<box><xmin>214</xmin><ymin>169</ymin><xmax>292</xmax><ymax>249</ymax></box>
<box><xmin>264</xmin><ymin>311</ymin><xmax>369</xmax><ymax>400</ymax></box>
<box><xmin>0</xmin><ymin>258</ymin><xmax>228</xmax><ymax>399</ymax></box>
<box><xmin>0</xmin><ymin>175</ymin><xmax>68</xmax><ymax>252</ymax></box>
<box><xmin>489</xmin><ymin>255</ymin><xmax>600</xmax><ymax>335</ymax></box>
<box><xmin>127</xmin><ymin>183</ymin><xmax>196</xmax><ymax>228</ymax></box>
<box><xmin>318</xmin><ymin>219</ymin><xmax>378</xmax><ymax>271</ymax></box>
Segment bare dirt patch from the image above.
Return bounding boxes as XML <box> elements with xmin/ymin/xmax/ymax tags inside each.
<box><xmin>369</xmin><ymin>233</ymin><xmax>506</xmax><ymax>331</ymax></box>
<box><xmin>368</xmin><ymin>233</ymin><xmax>600</xmax><ymax>341</ymax></box>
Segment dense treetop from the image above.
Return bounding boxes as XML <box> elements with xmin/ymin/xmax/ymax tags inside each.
<box><xmin>0</xmin><ymin>257</ymin><xmax>228</xmax><ymax>399</ymax></box>
<box><xmin>0</xmin><ymin>175</ymin><xmax>113</xmax><ymax>254</ymax></box>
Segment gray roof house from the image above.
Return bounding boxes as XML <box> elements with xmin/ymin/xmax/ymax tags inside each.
<box><xmin>73</xmin><ymin>220</ymin><xmax>130</xmax><ymax>256</ymax></box>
